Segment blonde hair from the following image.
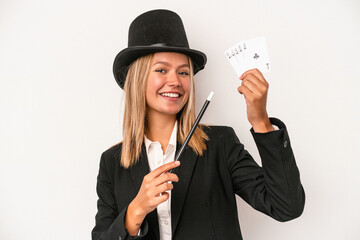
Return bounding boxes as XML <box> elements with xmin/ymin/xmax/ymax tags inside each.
<box><xmin>120</xmin><ymin>53</ymin><xmax>208</xmax><ymax>168</ymax></box>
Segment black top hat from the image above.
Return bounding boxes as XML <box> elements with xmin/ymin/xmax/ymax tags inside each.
<box><xmin>113</xmin><ymin>9</ymin><xmax>207</xmax><ymax>89</ymax></box>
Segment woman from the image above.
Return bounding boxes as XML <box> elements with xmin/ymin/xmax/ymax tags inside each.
<box><xmin>92</xmin><ymin>9</ymin><xmax>305</xmax><ymax>240</ymax></box>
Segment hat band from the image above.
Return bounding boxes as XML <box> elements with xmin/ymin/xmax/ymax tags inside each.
<box><xmin>148</xmin><ymin>43</ymin><xmax>189</xmax><ymax>48</ymax></box>
<box><xmin>150</xmin><ymin>43</ymin><xmax>167</xmax><ymax>46</ymax></box>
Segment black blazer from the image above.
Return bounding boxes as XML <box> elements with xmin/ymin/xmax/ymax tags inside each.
<box><xmin>92</xmin><ymin>118</ymin><xmax>305</xmax><ymax>240</ymax></box>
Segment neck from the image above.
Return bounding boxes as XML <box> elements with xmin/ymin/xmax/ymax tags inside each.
<box><xmin>146</xmin><ymin>111</ymin><xmax>177</xmax><ymax>153</ymax></box>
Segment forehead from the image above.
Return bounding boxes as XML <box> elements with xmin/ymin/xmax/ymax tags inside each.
<box><xmin>152</xmin><ymin>52</ymin><xmax>189</xmax><ymax>66</ymax></box>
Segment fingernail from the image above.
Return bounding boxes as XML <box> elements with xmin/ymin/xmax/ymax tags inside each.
<box><xmin>174</xmin><ymin>161</ymin><xmax>180</xmax><ymax>165</ymax></box>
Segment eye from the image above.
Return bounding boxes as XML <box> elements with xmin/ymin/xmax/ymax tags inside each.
<box><xmin>179</xmin><ymin>71</ymin><xmax>189</xmax><ymax>76</ymax></box>
<box><xmin>155</xmin><ymin>68</ymin><xmax>166</xmax><ymax>74</ymax></box>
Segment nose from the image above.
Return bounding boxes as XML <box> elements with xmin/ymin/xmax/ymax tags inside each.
<box><xmin>167</xmin><ymin>70</ymin><xmax>181</xmax><ymax>87</ymax></box>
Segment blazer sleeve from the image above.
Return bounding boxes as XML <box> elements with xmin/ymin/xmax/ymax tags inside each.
<box><xmin>91</xmin><ymin>152</ymin><xmax>149</xmax><ymax>240</ymax></box>
<box><xmin>226</xmin><ymin>117</ymin><xmax>305</xmax><ymax>222</ymax></box>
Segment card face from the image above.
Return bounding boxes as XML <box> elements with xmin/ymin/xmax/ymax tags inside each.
<box><xmin>243</xmin><ymin>37</ymin><xmax>271</xmax><ymax>73</ymax></box>
<box><xmin>224</xmin><ymin>37</ymin><xmax>271</xmax><ymax>77</ymax></box>
<box><xmin>234</xmin><ymin>42</ymin><xmax>248</xmax><ymax>75</ymax></box>
<box><xmin>225</xmin><ymin>49</ymin><xmax>242</xmax><ymax>77</ymax></box>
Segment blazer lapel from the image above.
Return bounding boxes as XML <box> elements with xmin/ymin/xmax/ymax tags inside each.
<box><xmin>129</xmin><ymin>144</ymin><xmax>160</xmax><ymax>239</ymax></box>
<box><xmin>129</xmin><ymin>144</ymin><xmax>150</xmax><ymax>192</ymax></box>
<box><xmin>171</xmin><ymin>142</ymin><xmax>199</xmax><ymax>234</ymax></box>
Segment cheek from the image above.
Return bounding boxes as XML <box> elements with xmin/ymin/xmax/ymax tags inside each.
<box><xmin>145</xmin><ymin>89</ymin><xmax>151</xmax><ymax>105</ymax></box>
<box><xmin>182</xmin><ymin>79</ymin><xmax>191</xmax><ymax>96</ymax></box>
<box><xmin>145</xmin><ymin>86</ymin><xmax>156</xmax><ymax>108</ymax></box>
<box><xmin>146</xmin><ymin>77</ymin><xmax>157</xmax><ymax>98</ymax></box>
<box><xmin>145</xmin><ymin>83</ymin><xmax>151</xmax><ymax>100</ymax></box>
<box><xmin>147</xmin><ymin>75</ymin><xmax>165</xmax><ymax>94</ymax></box>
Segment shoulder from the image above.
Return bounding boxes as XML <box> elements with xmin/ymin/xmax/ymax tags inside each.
<box><xmin>99</xmin><ymin>142</ymin><xmax>123</xmax><ymax>169</ymax></box>
<box><xmin>202</xmin><ymin>125</ymin><xmax>237</xmax><ymax>141</ymax></box>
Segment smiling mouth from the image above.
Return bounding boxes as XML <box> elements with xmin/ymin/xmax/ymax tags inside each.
<box><xmin>160</xmin><ymin>92</ymin><xmax>181</xmax><ymax>98</ymax></box>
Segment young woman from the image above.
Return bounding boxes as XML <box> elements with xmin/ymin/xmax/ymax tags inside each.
<box><xmin>92</xmin><ymin>9</ymin><xmax>305</xmax><ymax>240</ymax></box>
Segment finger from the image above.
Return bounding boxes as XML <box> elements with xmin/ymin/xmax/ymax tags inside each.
<box><xmin>242</xmin><ymin>78</ymin><xmax>260</xmax><ymax>95</ymax></box>
<box><xmin>242</xmin><ymin>74</ymin><xmax>261</xmax><ymax>89</ymax></box>
<box><xmin>242</xmin><ymin>74</ymin><xmax>268</xmax><ymax>94</ymax></box>
<box><xmin>153</xmin><ymin>172</ymin><xmax>179</xmax><ymax>187</ymax></box>
<box><xmin>154</xmin><ymin>192</ymin><xmax>170</xmax><ymax>205</ymax></box>
<box><xmin>243</xmin><ymin>71</ymin><xmax>268</xmax><ymax>87</ymax></box>
<box><xmin>240</xmin><ymin>68</ymin><xmax>263</xmax><ymax>80</ymax></box>
<box><xmin>155</xmin><ymin>181</ymin><xmax>174</xmax><ymax>195</ymax></box>
<box><xmin>240</xmin><ymin>68</ymin><xmax>267</xmax><ymax>84</ymax></box>
<box><xmin>146</xmin><ymin>161</ymin><xmax>180</xmax><ymax>180</ymax></box>
<box><xmin>237</xmin><ymin>85</ymin><xmax>253</xmax><ymax>99</ymax></box>
<box><xmin>237</xmin><ymin>85</ymin><xmax>244</xmax><ymax>94</ymax></box>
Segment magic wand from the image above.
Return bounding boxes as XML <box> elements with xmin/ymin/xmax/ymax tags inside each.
<box><xmin>169</xmin><ymin>91</ymin><xmax>214</xmax><ymax>173</ymax></box>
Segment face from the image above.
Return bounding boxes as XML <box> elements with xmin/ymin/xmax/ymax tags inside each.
<box><xmin>146</xmin><ymin>52</ymin><xmax>191</xmax><ymax>119</ymax></box>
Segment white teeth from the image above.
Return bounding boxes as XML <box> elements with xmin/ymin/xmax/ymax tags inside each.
<box><xmin>160</xmin><ymin>93</ymin><xmax>180</xmax><ymax>98</ymax></box>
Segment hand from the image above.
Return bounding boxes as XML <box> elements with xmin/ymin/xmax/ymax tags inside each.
<box><xmin>237</xmin><ymin>68</ymin><xmax>274</xmax><ymax>133</ymax></box>
<box><xmin>125</xmin><ymin>161</ymin><xmax>180</xmax><ymax>235</ymax></box>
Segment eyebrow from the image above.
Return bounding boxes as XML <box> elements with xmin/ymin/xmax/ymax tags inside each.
<box><xmin>153</xmin><ymin>61</ymin><xmax>190</xmax><ymax>68</ymax></box>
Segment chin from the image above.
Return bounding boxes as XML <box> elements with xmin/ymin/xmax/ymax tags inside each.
<box><xmin>159</xmin><ymin>107</ymin><xmax>183</xmax><ymax>116</ymax></box>
<box><xmin>163</xmin><ymin>110</ymin><xmax>181</xmax><ymax>116</ymax></box>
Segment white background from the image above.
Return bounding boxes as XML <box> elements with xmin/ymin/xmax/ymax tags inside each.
<box><xmin>1</xmin><ymin>0</ymin><xmax>359</xmax><ymax>239</ymax></box>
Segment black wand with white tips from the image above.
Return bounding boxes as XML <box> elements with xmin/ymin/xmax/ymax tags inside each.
<box><xmin>170</xmin><ymin>91</ymin><xmax>214</xmax><ymax>173</ymax></box>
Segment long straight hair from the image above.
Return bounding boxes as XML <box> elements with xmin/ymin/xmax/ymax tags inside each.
<box><xmin>120</xmin><ymin>53</ymin><xmax>208</xmax><ymax>168</ymax></box>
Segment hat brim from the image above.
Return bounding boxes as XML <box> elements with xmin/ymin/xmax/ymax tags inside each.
<box><xmin>113</xmin><ymin>46</ymin><xmax>207</xmax><ymax>89</ymax></box>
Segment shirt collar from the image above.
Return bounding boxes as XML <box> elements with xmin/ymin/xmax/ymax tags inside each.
<box><xmin>144</xmin><ymin>121</ymin><xmax>178</xmax><ymax>154</ymax></box>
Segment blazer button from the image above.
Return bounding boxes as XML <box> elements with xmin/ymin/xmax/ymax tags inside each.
<box><xmin>284</xmin><ymin>140</ymin><xmax>288</xmax><ymax>148</ymax></box>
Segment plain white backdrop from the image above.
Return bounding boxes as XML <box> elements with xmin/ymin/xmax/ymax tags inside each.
<box><xmin>1</xmin><ymin>0</ymin><xmax>359</xmax><ymax>239</ymax></box>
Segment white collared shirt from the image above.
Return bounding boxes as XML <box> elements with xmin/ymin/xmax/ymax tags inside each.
<box><xmin>144</xmin><ymin>121</ymin><xmax>177</xmax><ymax>240</ymax></box>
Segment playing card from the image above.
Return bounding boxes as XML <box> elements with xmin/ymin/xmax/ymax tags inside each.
<box><xmin>242</xmin><ymin>37</ymin><xmax>271</xmax><ymax>74</ymax></box>
<box><xmin>233</xmin><ymin>41</ymin><xmax>249</xmax><ymax>75</ymax></box>
<box><xmin>224</xmin><ymin>37</ymin><xmax>271</xmax><ymax>77</ymax></box>
<box><xmin>225</xmin><ymin>49</ymin><xmax>240</xmax><ymax>75</ymax></box>
<box><xmin>224</xmin><ymin>48</ymin><xmax>242</xmax><ymax>77</ymax></box>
